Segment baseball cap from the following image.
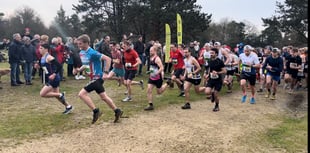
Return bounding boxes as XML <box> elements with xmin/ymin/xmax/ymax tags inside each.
<box><xmin>272</xmin><ymin>48</ymin><xmax>280</xmax><ymax>53</ymax></box>
<box><xmin>214</xmin><ymin>42</ymin><xmax>221</xmax><ymax>46</ymax></box>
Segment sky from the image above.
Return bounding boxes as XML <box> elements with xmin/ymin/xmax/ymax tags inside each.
<box><xmin>1</xmin><ymin>0</ymin><xmax>284</xmax><ymax>31</ymax></box>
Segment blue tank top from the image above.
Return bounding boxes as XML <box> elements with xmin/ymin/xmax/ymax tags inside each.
<box><xmin>41</xmin><ymin>53</ymin><xmax>60</xmax><ymax>80</ymax></box>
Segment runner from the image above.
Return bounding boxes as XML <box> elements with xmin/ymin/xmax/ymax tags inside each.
<box><xmin>169</xmin><ymin>43</ymin><xmax>185</xmax><ymax>96</ymax></box>
<box><xmin>105</xmin><ymin>42</ymin><xmax>125</xmax><ymax>86</ymax></box>
<box><xmin>73</xmin><ymin>34</ymin><xmax>123</xmax><ymax>124</ymax></box>
<box><xmin>144</xmin><ymin>45</ymin><xmax>169</xmax><ymax>111</ymax></box>
<box><xmin>122</xmin><ymin>40</ymin><xmax>144</xmax><ymax>102</ymax></box>
<box><xmin>262</xmin><ymin>48</ymin><xmax>283</xmax><ymax>100</ymax></box>
<box><xmin>239</xmin><ymin>45</ymin><xmax>261</xmax><ymax>104</ymax></box>
<box><xmin>180</xmin><ymin>47</ymin><xmax>206</xmax><ymax>109</ymax></box>
<box><xmin>38</xmin><ymin>43</ymin><xmax>73</xmax><ymax>114</ymax></box>
<box><xmin>204</xmin><ymin>47</ymin><xmax>226</xmax><ymax>111</ymax></box>
<box><xmin>284</xmin><ymin>48</ymin><xmax>302</xmax><ymax>93</ymax></box>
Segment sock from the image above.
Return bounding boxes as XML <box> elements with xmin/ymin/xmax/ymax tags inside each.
<box><xmin>93</xmin><ymin>108</ymin><xmax>99</xmax><ymax>113</ymax></box>
<box><xmin>215</xmin><ymin>103</ymin><xmax>219</xmax><ymax>107</ymax></box>
<box><xmin>272</xmin><ymin>93</ymin><xmax>275</xmax><ymax>95</ymax></box>
<box><xmin>149</xmin><ymin>103</ymin><xmax>153</xmax><ymax>106</ymax></box>
<box><xmin>66</xmin><ymin>105</ymin><xmax>71</xmax><ymax>108</ymax></box>
<box><xmin>268</xmin><ymin>89</ymin><xmax>271</xmax><ymax>93</ymax></box>
<box><xmin>114</xmin><ymin>108</ymin><xmax>120</xmax><ymax>113</ymax></box>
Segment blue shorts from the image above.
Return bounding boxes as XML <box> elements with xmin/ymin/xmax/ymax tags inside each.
<box><xmin>266</xmin><ymin>72</ymin><xmax>280</xmax><ymax>82</ymax></box>
<box><xmin>112</xmin><ymin>68</ymin><xmax>125</xmax><ymax>77</ymax></box>
<box><xmin>46</xmin><ymin>76</ymin><xmax>60</xmax><ymax>88</ymax></box>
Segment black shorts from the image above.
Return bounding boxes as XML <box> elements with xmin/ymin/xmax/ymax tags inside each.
<box><xmin>148</xmin><ymin>78</ymin><xmax>163</xmax><ymax>88</ymax></box>
<box><xmin>173</xmin><ymin>69</ymin><xmax>184</xmax><ymax>78</ymax></box>
<box><xmin>241</xmin><ymin>73</ymin><xmax>256</xmax><ymax>86</ymax></box>
<box><xmin>226</xmin><ymin>70</ymin><xmax>235</xmax><ymax>76</ymax></box>
<box><xmin>204</xmin><ymin>66</ymin><xmax>210</xmax><ymax>74</ymax></box>
<box><xmin>234</xmin><ymin>68</ymin><xmax>239</xmax><ymax>74</ymax></box>
<box><xmin>84</xmin><ymin>78</ymin><xmax>105</xmax><ymax>94</ymax></box>
<box><xmin>124</xmin><ymin>70</ymin><xmax>137</xmax><ymax>80</ymax></box>
<box><xmin>206</xmin><ymin>79</ymin><xmax>223</xmax><ymax>92</ymax></box>
<box><xmin>185</xmin><ymin>78</ymin><xmax>201</xmax><ymax>86</ymax></box>
<box><xmin>286</xmin><ymin>70</ymin><xmax>298</xmax><ymax>79</ymax></box>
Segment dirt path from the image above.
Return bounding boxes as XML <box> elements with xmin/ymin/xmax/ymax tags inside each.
<box><xmin>0</xmin><ymin>89</ymin><xmax>307</xmax><ymax>153</ymax></box>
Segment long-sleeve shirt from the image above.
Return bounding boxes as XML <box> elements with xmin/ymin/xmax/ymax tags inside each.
<box><xmin>8</xmin><ymin>40</ymin><xmax>23</xmax><ymax>63</ymax></box>
<box><xmin>262</xmin><ymin>56</ymin><xmax>283</xmax><ymax>76</ymax></box>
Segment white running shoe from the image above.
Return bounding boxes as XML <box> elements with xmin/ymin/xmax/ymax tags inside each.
<box><xmin>122</xmin><ymin>97</ymin><xmax>132</xmax><ymax>102</ymax></box>
<box><xmin>79</xmin><ymin>75</ymin><xmax>86</xmax><ymax>80</ymax></box>
<box><xmin>75</xmin><ymin>75</ymin><xmax>80</xmax><ymax>80</ymax></box>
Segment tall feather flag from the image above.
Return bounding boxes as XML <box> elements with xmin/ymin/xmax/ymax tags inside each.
<box><xmin>165</xmin><ymin>23</ymin><xmax>171</xmax><ymax>63</ymax></box>
<box><xmin>176</xmin><ymin>13</ymin><xmax>182</xmax><ymax>45</ymax></box>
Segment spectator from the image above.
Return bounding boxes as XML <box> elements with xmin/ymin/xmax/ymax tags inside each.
<box><xmin>134</xmin><ymin>35</ymin><xmax>145</xmax><ymax>76</ymax></box>
<box><xmin>9</xmin><ymin>33</ymin><xmax>24</xmax><ymax>86</ymax></box>
<box><xmin>22</xmin><ymin>36</ymin><xmax>36</xmax><ymax>85</ymax></box>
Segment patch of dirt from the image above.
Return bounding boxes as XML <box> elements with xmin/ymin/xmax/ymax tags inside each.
<box><xmin>0</xmin><ymin>87</ymin><xmax>307</xmax><ymax>153</ymax></box>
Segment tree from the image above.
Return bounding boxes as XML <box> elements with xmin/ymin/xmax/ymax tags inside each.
<box><xmin>73</xmin><ymin>0</ymin><xmax>212</xmax><ymax>43</ymax></box>
<box><xmin>204</xmin><ymin>19</ymin><xmax>246</xmax><ymax>47</ymax></box>
<box><xmin>262</xmin><ymin>0</ymin><xmax>308</xmax><ymax>45</ymax></box>
<box><xmin>261</xmin><ymin>17</ymin><xmax>283</xmax><ymax>47</ymax></box>
<box><xmin>15</xmin><ymin>6</ymin><xmax>47</xmax><ymax>36</ymax></box>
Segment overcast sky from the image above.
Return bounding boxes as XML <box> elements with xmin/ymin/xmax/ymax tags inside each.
<box><xmin>1</xmin><ymin>0</ymin><xmax>284</xmax><ymax>31</ymax></box>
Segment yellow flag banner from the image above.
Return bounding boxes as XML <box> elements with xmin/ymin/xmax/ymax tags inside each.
<box><xmin>165</xmin><ymin>23</ymin><xmax>171</xmax><ymax>63</ymax></box>
<box><xmin>176</xmin><ymin>13</ymin><xmax>182</xmax><ymax>45</ymax></box>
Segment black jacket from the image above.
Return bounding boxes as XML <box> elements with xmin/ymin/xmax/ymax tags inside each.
<box><xmin>22</xmin><ymin>44</ymin><xmax>36</xmax><ymax>63</ymax></box>
<box><xmin>8</xmin><ymin>40</ymin><xmax>23</xmax><ymax>63</ymax></box>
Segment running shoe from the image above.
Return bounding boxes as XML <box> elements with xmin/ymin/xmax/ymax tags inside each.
<box><xmin>114</xmin><ymin>108</ymin><xmax>123</xmax><ymax>123</ymax></box>
<box><xmin>241</xmin><ymin>95</ymin><xmax>247</xmax><ymax>103</ymax></box>
<box><xmin>144</xmin><ymin>105</ymin><xmax>154</xmax><ymax>111</ymax></box>
<box><xmin>92</xmin><ymin>109</ymin><xmax>102</xmax><ymax>124</ymax></box>
<box><xmin>63</xmin><ymin>105</ymin><xmax>73</xmax><ymax>114</ymax></box>
<box><xmin>122</xmin><ymin>97</ymin><xmax>132</xmax><ymax>102</ymax></box>
<box><xmin>250</xmin><ymin>97</ymin><xmax>256</xmax><ymax>104</ymax></box>
<box><xmin>181</xmin><ymin>103</ymin><xmax>191</xmax><ymax>109</ymax></box>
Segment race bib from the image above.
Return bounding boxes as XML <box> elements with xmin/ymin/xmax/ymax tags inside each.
<box><xmin>172</xmin><ymin>58</ymin><xmax>178</xmax><ymax>65</ymax></box>
<box><xmin>149</xmin><ymin>66</ymin><xmax>158</xmax><ymax>77</ymax></box>
<box><xmin>42</xmin><ymin>66</ymin><xmax>49</xmax><ymax>74</ymax></box>
<box><xmin>187</xmin><ymin>73</ymin><xmax>193</xmax><ymax>79</ymax></box>
<box><xmin>125</xmin><ymin>62</ymin><xmax>132</xmax><ymax>68</ymax></box>
<box><xmin>210</xmin><ymin>73</ymin><xmax>219</xmax><ymax>79</ymax></box>
<box><xmin>243</xmin><ymin>66</ymin><xmax>251</xmax><ymax>72</ymax></box>
<box><xmin>226</xmin><ymin>64</ymin><xmax>233</xmax><ymax>70</ymax></box>
<box><xmin>290</xmin><ymin>63</ymin><xmax>297</xmax><ymax>68</ymax></box>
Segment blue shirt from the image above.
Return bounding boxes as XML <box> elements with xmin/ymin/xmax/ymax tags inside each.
<box><xmin>79</xmin><ymin>47</ymin><xmax>104</xmax><ymax>80</ymax></box>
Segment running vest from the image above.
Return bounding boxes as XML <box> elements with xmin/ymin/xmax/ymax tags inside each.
<box><xmin>40</xmin><ymin>53</ymin><xmax>59</xmax><ymax>80</ymax></box>
<box><xmin>149</xmin><ymin>56</ymin><xmax>161</xmax><ymax>80</ymax></box>
<box><xmin>184</xmin><ymin>56</ymin><xmax>201</xmax><ymax>79</ymax></box>
<box><xmin>203</xmin><ymin>50</ymin><xmax>211</xmax><ymax>66</ymax></box>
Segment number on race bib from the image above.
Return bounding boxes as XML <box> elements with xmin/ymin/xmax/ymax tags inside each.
<box><xmin>172</xmin><ymin>58</ymin><xmax>178</xmax><ymax>65</ymax></box>
<box><xmin>210</xmin><ymin>73</ymin><xmax>219</xmax><ymax>79</ymax></box>
<box><xmin>243</xmin><ymin>66</ymin><xmax>251</xmax><ymax>72</ymax></box>
<box><xmin>125</xmin><ymin>63</ymin><xmax>132</xmax><ymax>68</ymax></box>
<box><xmin>290</xmin><ymin>63</ymin><xmax>297</xmax><ymax>68</ymax></box>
